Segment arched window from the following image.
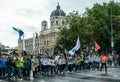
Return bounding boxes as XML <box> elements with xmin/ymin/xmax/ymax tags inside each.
<box><xmin>56</xmin><ymin>21</ymin><xmax>58</xmax><ymax>26</ymax></box>
<box><xmin>51</xmin><ymin>21</ymin><xmax>54</xmax><ymax>26</ymax></box>
<box><xmin>44</xmin><ymin>41</ymin><xmax>46</xmax><ymax>45</ymax></box>
<box><xmin>62</xmin><ymin>20</ymin><xmax>64</xmax><ymax>25</ymax></box>
<box><xmin>47</xmin><ymin>40</ymin><xmax>49</xmax><ymax>45</ymax></box>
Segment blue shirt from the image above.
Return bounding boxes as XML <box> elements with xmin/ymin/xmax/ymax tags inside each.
<box><xmin>0</xmin><ymin>58</ymin><xmax>7</xmax><ymax>68</ymax></box>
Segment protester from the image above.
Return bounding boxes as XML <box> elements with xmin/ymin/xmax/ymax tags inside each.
<box><xmin>50</xmin><ymin>55</ymin><xmax>57</xmax><ymax>75</ymax></box>
<box><xmin>118</xmin><ymin>55</ymin><xmax>120</xmax><ymax>67</ymax></box>
<box><xmin>23</xmin><ymin>55</ymin><xmax>30</xmax><ymax>78</ymax></box>
<box><xmin>79</xmin><ymin>53</ymin><xmax>85</xmax><ymax>70</ymax></box>
<box><xmin>31</xmin><ymin>56</ymin><xmax>39</xmax><ymax>77</ymax></box>
<box><xmin>6</xmin><ymin>56</ymin><xmax>14</xmax><ymax>80</ymax></box>
<box><xmin>93</xmin><ymin>53</ymin><xmax>100</xmax><ymax>70</ymax></box>
<box><xmin>67</xmin><ymin>54</ymin><xmax>74</xmax><ymax>72</ymax></box>
<box><xmin>15</xmin><ymin>54</ymin><xmax>24</xmax><ymax>80</ymax></box>
<box><xmin>107</xmin><ymin>53</ymin><xmax>113</xmax><ymax>67</ymax></box>
<box><xmin>0</xmin><ymin>55</ymin><xmax>7</xmax><ymax>79</ymax></box>
<box><xmin>0</xmin><ymin>51</ymin><xmax>119</xmax><ymax>81</ymax></box>
<box><xmin>74</xmin><ymin>54</ymin><xmax>80</xmax><ymax>71</ymax></box>
<box><xmin>100</xmin><ymin>53</ymin><xmax>108</xmax><ymax>74</ymax></box>
<box><xmin>57</xmin><ymin>54</ymin><xmax>66</xmax><ymax>74</ymax></box>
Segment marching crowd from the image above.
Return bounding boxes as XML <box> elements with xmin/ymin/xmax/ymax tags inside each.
<box><xmin>0</xmin><ymin>52</ymin><xmax>120</xmax><ymax>80</ymax></box>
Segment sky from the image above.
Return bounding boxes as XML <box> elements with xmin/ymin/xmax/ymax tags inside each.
<box><xmin>0</xmin><ymin>0</ymin><xmax>119</xmax><ymax>48</ymax></box>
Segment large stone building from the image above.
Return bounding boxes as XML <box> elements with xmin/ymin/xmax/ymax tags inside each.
<box><xmin>18</xmin><ymin>4</ymin><xmax>66</xmax><ymax>55</ymax></box>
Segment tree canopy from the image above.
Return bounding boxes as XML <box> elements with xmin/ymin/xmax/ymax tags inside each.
<box><xmin>55</xmin><ymin>1</ymin><xmax>120</xmax><ymax>54</ymax></box>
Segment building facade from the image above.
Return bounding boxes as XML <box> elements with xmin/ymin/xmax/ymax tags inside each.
<box><xmin>0</xmin><ymin>43</ymin><xmax>17</xmax><ymax>54</ymax></box>
<box><xmin>18</xmin><ymin>4</ymin><xmax>66</xmax><ymax>55</ymax></box>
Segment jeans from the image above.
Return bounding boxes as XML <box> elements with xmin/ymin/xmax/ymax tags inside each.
<box><xmin>7</xmin><ymin>66</ymin><xmax>14</xmax><ymax>78</ymax></box>
<box><xmin>100</xmin><ymin>63</ymin><xmax>107</xmax><ymax>73</ymax></box>
<box><xmin>43</xmin><ymin>65</ymin><xmax>50</xmax><ymax>75</ymax></box>
<box><xmin>58</xmin><ymin>64</ymin><xmax>65</xmax><ymax>73</ymax></box>
<box><xmin>16</xmin><ymin>67</ymin><xmax>22</xmax><ymax>78</ymax></box>
<box><xmin>68</xmin><ymin>64</ymin><xmax>73</xmax><ymax>72</ymax></box>
<box><xmin>0</xmin><ymin>67</ymin><xmax>6</xmax><ymax>78</ymax></box>
<box><xmin>93</xmin><ymin>61</ymin><xmax>99</xmax><ymax>70</ymax></box>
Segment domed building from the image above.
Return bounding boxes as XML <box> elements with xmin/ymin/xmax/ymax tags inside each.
<box><xmin>18</xmin><ymin>3</ymin><xmax>66</xmax><ymax>55</ymax></box>
<box><xmin>50</xmin><ymin>4</ymin><xmax>66</xmax><ymax>17</ymax></box>
<box><xmin>39</xmin><ymin>3</ymin><xmax>66</xmax><ymax>54</ymax></box>
<box><xmin>50</xmin><ymin>3</ymin><xmax>66</xmax><ymax>28</ymax></box>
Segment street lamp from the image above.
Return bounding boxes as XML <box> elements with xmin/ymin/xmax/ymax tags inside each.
<box><xmin>110</xmin><ymin>8</ymin><xmax>114</xmax><ymax>54</ymax></box>
<box><xmin>105</xmin><ymin>6</ymin><xmax>114</xmax><ymax>54</ymax></box>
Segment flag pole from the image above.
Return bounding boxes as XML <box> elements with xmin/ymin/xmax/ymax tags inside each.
<box><xmin>33</xmin><ymin>33</ymin><xmax>35</xmax><ymax>55</ymax></box>
<box><xmin>22</xmin><ymin>35</ymin><xmax>25</xmax><ymax>55</ymax></box>
<box><xmin>30</xmin><ymin>33</ymin><xmax>35</xmax><ymax>80</ymax></box>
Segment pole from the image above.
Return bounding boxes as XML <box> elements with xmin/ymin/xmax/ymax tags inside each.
<box><xmin>110</xmin><ymin>8</ymin><xmax>114</xmax><ymax>54</ymax></box>
<box><xmin>64</xmin><ymin>27</ymin><xmax>67</xmax><ymax>52</ymax></box>
<box><xmin>33</xmin><ymin>33</ymin><xmax>35</xmax><ymax>55</ymax></box>
<box><xmin>64</xmin><ymin>27</ymin><xmax>66</xmax><ymax>50</ymax></box>
<box><xmin>22</xmin><ymin>35</ymin><xmax>25</xmax><ymax>55</ymax></box>
<box><xmin>30</xmin><ymin>69</ymin><xmax>34</xmax><ymax>80</ymax></box>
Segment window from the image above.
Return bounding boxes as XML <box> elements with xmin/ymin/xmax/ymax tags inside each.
<box><xmin>62</xmin><ymin>20</ymin><xmax>64</xmax><ymax>25</ymax></box>
<box><xmin>51</xmin><ymin>21</ymin><xmax>54</xmax><ymax>26</ymax></box>
<box><xmin>56</xmin><ymin>21</ymin><xmax>58</xmax><ymax>26</ymax></box>
<box><xmin>47</xmin><ymin>40</ymin><xmax>49</xmax><ymax>45</ymax></box>
<box><xmin>44</xmin><ymin>41</ymin><xmax>46</xmax><ymax>46</ymax></box>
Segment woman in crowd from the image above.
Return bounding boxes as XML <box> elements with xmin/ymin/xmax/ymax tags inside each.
<box><xmin>57</xmin><ymin>54</ymin><xmax>66</xmax><ymax>74</ymax></box>
<box><xmin>67</xmin><ymin>54</ymin><xmax>74</xmax><ymax>72</ymax></box>
<box><xmin>23</xmin><ymin>55</ymin><xmax>30</xmax><ymax>78</ymax></box>
<box><xmin>6</xmin><ymin>56</ymin><xmax>14</xmax><ymax>80</ymax></box>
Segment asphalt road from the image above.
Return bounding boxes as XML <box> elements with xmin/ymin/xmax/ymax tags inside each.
<box><xmin>0</xmin><ymin>67</ymin><xmax>120</xmax><ymax>82</ymax></box>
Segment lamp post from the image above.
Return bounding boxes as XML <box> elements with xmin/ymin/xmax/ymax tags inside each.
<box><xmin>110</xmin><ymin>8</ymin><xmax>114</xmax><ymax>54</ymax></box>
<box><xmin>105</xmin><ymin>5</ymin><xmax>114</xmax><ymax>54</ymax></box>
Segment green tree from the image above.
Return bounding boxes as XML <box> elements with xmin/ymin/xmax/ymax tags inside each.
<box><xmin>85</xmin><ymin>1</ymin><xmax>120</xmax><ymax>53</ymax></box>
<box><xmin>55</xmin><ymin>1</ymin><xmax>120</xmax><ymax>53</ymax></box>
<box><xmin>55</xmin><ymin>11</ymin><xmax>95</xmax><ymax>52</ymax></box>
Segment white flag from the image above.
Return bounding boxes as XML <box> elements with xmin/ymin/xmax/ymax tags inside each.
<box><xmin>68</xmin><ymin>48</ymin><xmax>75</xmax><ymax>55</ymax></box>
<box><xmin>74</xmin><ymin>36</ymin><xmax>80</xmax><ymax>51</ymax></box>
<box><xmin>69</xmin><ymin>36</ymin><xmax>80</xmax><ymax>55</ymax></box>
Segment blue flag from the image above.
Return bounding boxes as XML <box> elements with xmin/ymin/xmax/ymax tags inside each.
<box><xmin>13</xmin><ymin>27</ymin><xmax>24</xmax><ymax>40</ymax></box>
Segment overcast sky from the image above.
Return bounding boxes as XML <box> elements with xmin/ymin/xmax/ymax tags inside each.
<box><xmin>0</xmin><ymin>0</ymin><xmax>119</xmax><ymax>47</ymax></box>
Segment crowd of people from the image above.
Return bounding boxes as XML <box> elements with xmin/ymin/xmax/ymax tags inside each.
<box><xmin>0</xmin><ymin>52</ymin><xmax>120</xmax><ymax>81</ymax></box>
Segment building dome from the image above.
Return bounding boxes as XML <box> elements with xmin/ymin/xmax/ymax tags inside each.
<box><xmin>42</xmin><ymin>20</ymin><xmax>47</xmax><ymax>24</ymax></box>
<box><xmin>50</xmin><ymin>4</ymin><xmax>66</xmax><ymax>17</ymax></box>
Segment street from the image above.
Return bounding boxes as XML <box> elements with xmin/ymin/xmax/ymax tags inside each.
<box><xmin>0</xmin><ymin>67</ymin><xmax>120</xmax><ymax>82</ymax></box>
